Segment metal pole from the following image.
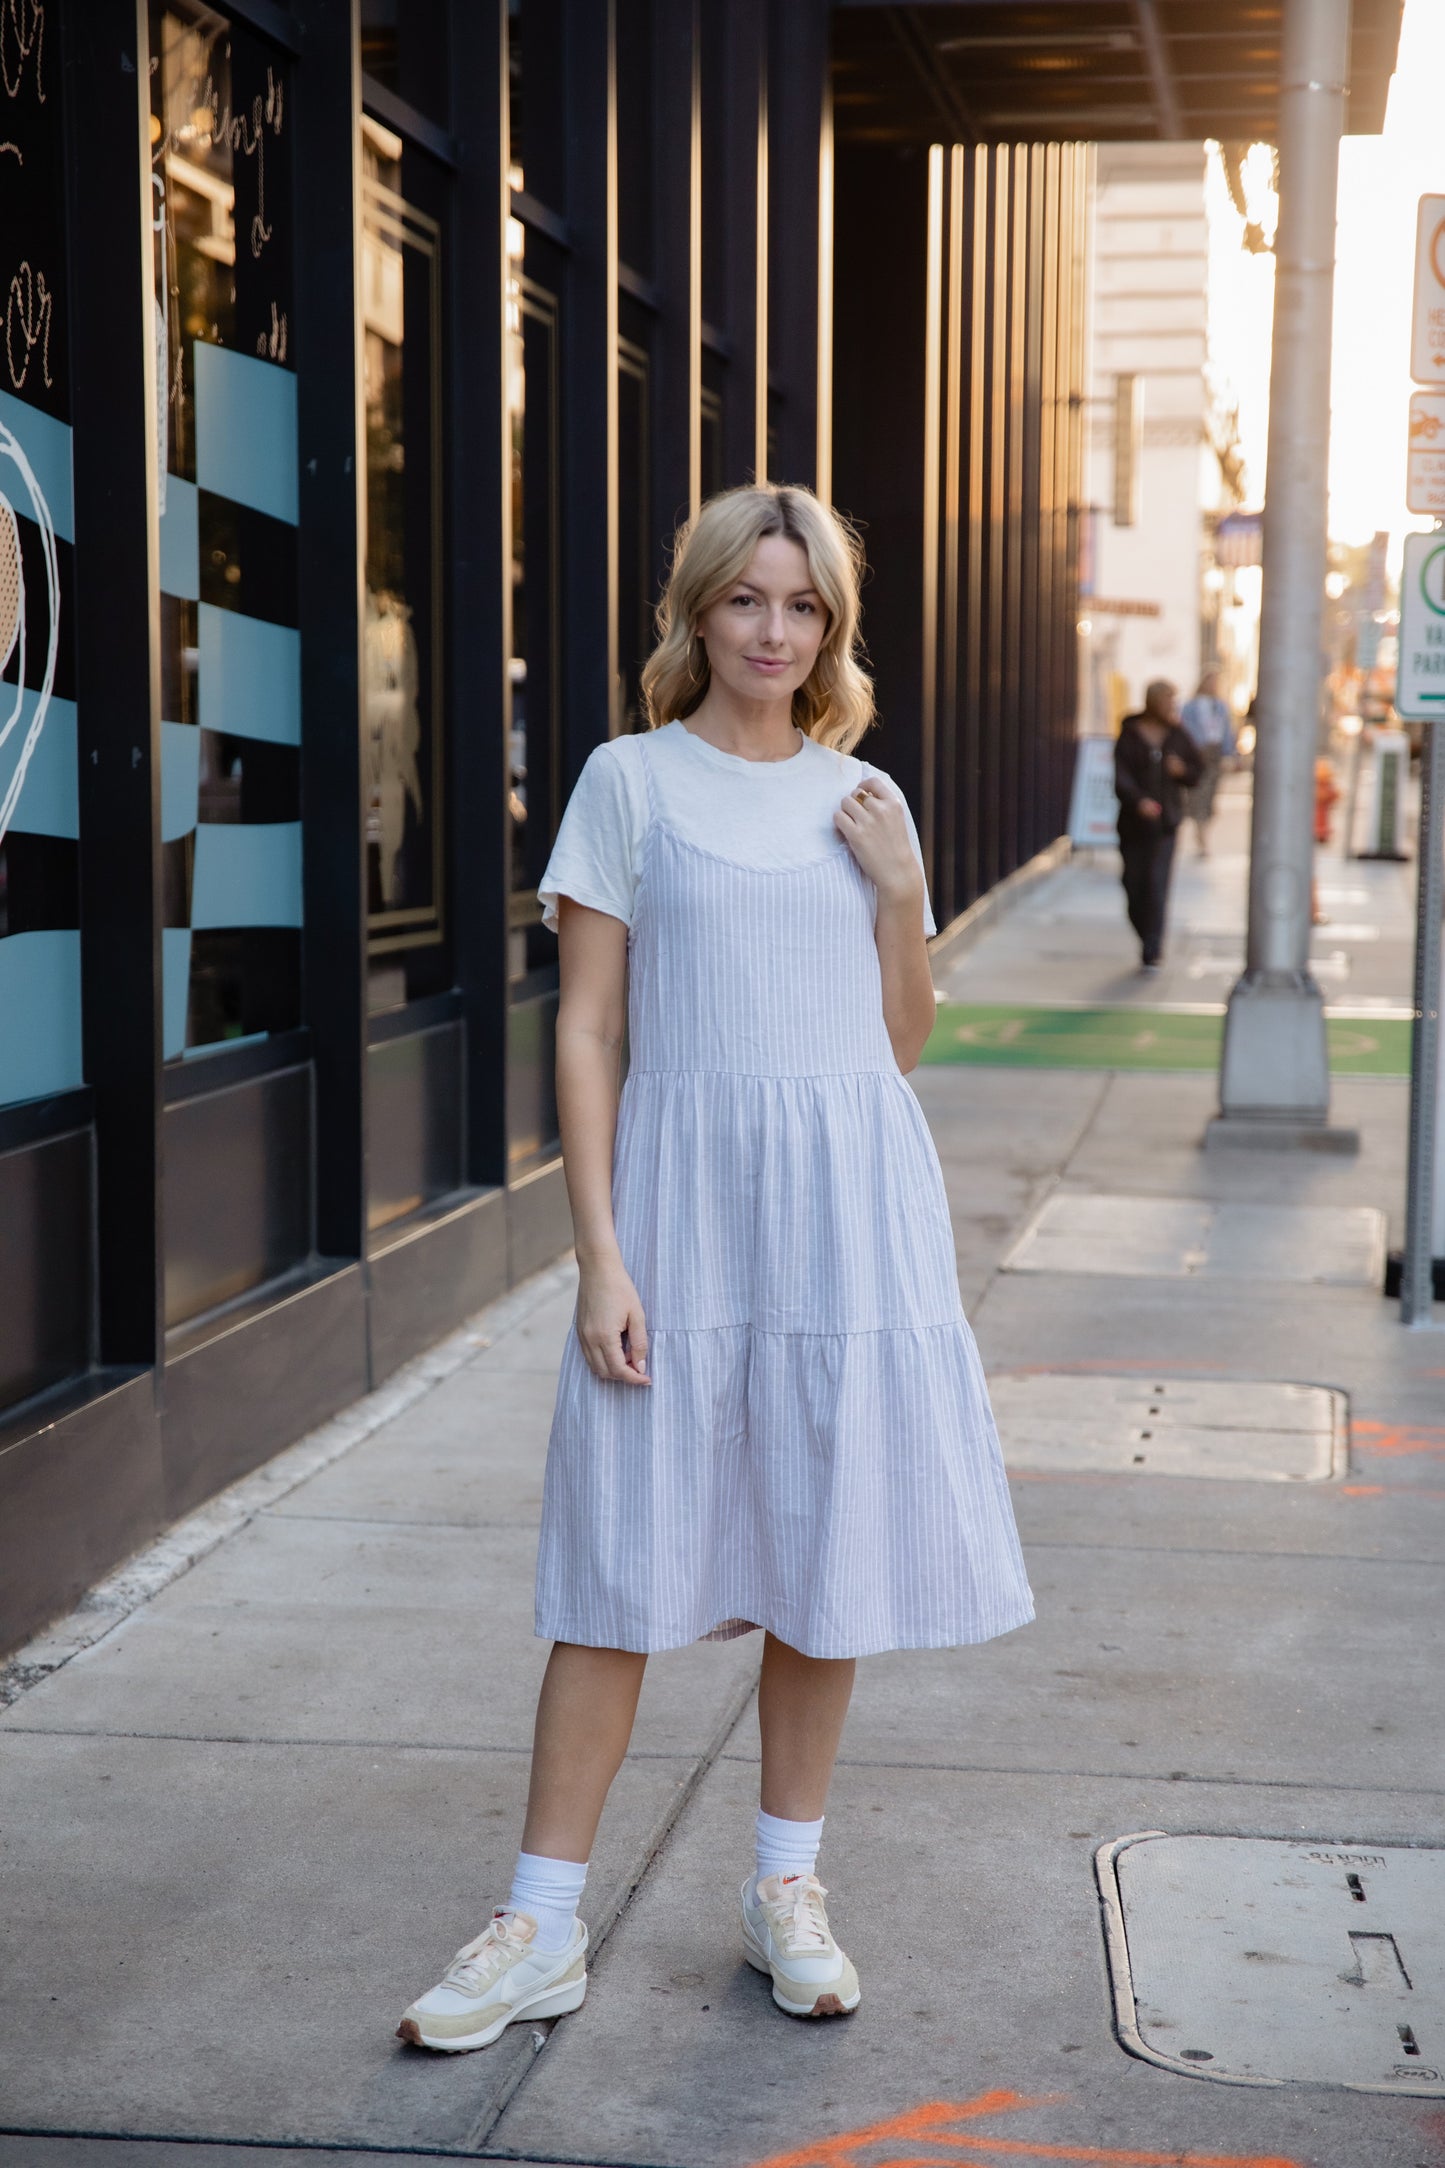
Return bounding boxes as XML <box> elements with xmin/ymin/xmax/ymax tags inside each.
<box><xmin>1402</xmin><ymin>715</ymin><xmax>1445</xmax><ymax>1324</ymax></box>
<box><xmin>1214</xmin><ymin>0</ymin><xmax>1351</xmax><ymax>1143</ymax></box>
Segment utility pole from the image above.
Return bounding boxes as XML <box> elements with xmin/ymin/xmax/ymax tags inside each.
<box><xmin>1211</xmin><ymin>0</ymin><xmax>1357</xmax><ymax>1152</ymax></box>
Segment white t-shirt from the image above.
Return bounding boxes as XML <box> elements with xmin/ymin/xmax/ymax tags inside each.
<box><xmin>538</xmin><ymin>718</ymin><xmax>937</xmax><ymax>939</ymax></box>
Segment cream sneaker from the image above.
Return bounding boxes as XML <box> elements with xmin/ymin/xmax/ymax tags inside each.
<box><xmin>396</xmin><ymin>1909</ymin><xmax>587</xmax><ymax>2052</ymax></box>
<box><xmin>740</xmin><ymin>1872</ymin><xmax>861</xmax><ymax>2018</ymax></box>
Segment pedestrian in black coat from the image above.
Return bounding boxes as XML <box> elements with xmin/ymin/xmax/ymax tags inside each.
<box><xmin>1114</xmin><ymin>681</ymin><xmax>1203</xmax><ymax>970</ymax></box>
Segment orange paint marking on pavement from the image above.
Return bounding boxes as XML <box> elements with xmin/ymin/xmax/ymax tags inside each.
<box><xmin>745</xmin><ymin>2095</ymin><xmax>1303</xmax><ymax>2168</ymax></box>
<box><xmin>1352</xmin><ymin>1419</ymin><xmax>1445</xmax><ymax>1458</ymax></box>
<box><xmin>1340</xmin><ymin>1483</ymin><xmax>1385</xmax><ymax>1496</ymax></box>
<box><xmin>932</xmin><ymin>2140</ymin><xmax>1305</xmax><ymax>2166</ymax></box>
<box><xmin>747</xmin><ymin>2095</ymin><xmax>1056</xmax><ymax>2168</ymax></box>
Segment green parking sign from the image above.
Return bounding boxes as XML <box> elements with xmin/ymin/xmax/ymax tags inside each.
<box><xmin>1397</xmin><ymin>532</ymin><xmax>1445</xmax><ymax>719</ymax></box>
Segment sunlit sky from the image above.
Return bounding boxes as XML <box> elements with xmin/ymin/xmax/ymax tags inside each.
<box><xmin>1206</xmin><ymin>0</ymin><xmax>1444</xmax><ymax>570</ymax></box>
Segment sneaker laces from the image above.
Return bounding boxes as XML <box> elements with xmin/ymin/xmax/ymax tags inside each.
<box><xmin>441</xmin><ymin>1911</ymin><xmax>532</xmax><ymax>1995</ymax></box>
<box><xmin>767</xmin><ymin>1874</ymin><xmax>832</xmax><ymax>1953</ymax></box>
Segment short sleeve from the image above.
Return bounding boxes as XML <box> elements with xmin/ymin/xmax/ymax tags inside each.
<box><xmin>537</xmin><ymin>742</ymin><xmax>642</xmax><ymax>934</ymax></box>
<box><xmin>858</xmin><ymin>764</ymin><xmax>939</xmax><ymax>938</ymax></box>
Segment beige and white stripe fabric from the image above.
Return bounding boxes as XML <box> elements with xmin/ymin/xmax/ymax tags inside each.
<box><xmin>535</xmin><ymin>732</ymin><xmax>1034</xmax><ymax>1659</ymax></box>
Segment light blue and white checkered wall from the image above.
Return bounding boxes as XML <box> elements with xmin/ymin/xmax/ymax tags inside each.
<box><xmin>159</xmin><ymin>344</ymin><xmax>303</xmax><ymax>1058</ymax></box>
<box><xmin>0</xmin><ymin>385</ymin><xmax>83</xmax><ymax>1110</ymax></box>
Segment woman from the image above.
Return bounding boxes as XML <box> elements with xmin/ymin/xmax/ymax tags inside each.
<box><xmin>1114</xmin><ymin>680</ymin><xmax>1203</xmax><ymax>971</ymax></box>
<box><xmin>397</xmin><ymin>484</ymin><xmax>1033</xmax><ymax>2051</ymax></box>
<box><xmin>1178</xmin><ymin>670</ymin><xmax>1235</xmax><ymax>855</ymax></box>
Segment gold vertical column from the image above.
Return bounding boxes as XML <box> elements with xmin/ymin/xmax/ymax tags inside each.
<box><xmin>920</xmin><ymin>142</ymin><xmax>945</xmax><ymax>893</ymax></box>
<box><xmin>814</xmin><ymin>70</ymin><xmax>835</xmax><ymax>506</ymax></box>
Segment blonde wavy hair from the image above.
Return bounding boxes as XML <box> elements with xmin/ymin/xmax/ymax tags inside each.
<box><xmin>640</xmin><ymin>483</ymin><xmax>876</xmax><ymax>754</ymax></box>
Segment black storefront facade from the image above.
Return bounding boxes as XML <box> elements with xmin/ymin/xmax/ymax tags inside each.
<box><xmin>3</xmin><ymin>0</ymin><xmax>1132</xmax><ymax>1657</ymax></box>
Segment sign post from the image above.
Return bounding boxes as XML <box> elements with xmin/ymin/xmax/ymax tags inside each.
<box><xmin>1398</xmin><ymin>531</ymin><xmax>1445</xmax><ymax>1324</ymax></box>
<box><xmin>1396</xmin><ymin>191</ymin><xmax>1445</xmax><ymax>1322</ymax></box>
<box><xmin>1399</xmin><ymin>713</ymin><xmax>1444</xmax><ymax>1324</ymax></box>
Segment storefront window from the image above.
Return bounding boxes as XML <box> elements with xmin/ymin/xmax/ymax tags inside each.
<box><xmin>507</xmin><ymin>0</ymin><xmax>566</xmax><ymax>215</ymax></box>
<box><xmin>507</xmin><ymin>219</ymin><xmax>563</xmax><ymax>949</ymax></box>
<box><xmin>149</xmin><ymin>1</ymin><xmax>301</xmax><ymax>1059</ymax></box>
<box><xmin>616</xmin><ymin>0</ymin><xmax>655</xmax><ymax>281</ymax></box>
<box><xmin>361</xmin><ymin>117</ymin><xmax>448</xmax><ymax>1012</ymax></box>
<box><xmin>505</xmin><ymin>214</ymin><xmax>564</xmax><ymax>1169</ymax></box>
<box><xmin>360</xmin><ymin>0</ymin><xmax>450</xmax><ymax>123</ymax></box>
<box><xmin>0</xmin><ymin>8</ymin><xmax>80</xmax><ymax>1108</ymax></box>
<box><xmin>700</xmin><ymin>372</ymin><xmax>724</xmax><ymax>503</ymax></box>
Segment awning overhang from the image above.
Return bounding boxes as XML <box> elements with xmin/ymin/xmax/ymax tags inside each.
<box><xmin>832</xmin><ymin>1</ymin><xmax>1402</xmax><ymax>146</ymax></box>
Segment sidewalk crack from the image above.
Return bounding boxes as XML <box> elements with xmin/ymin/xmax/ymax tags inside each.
<box><xmin>970</xmin><ymin>1070</ymin><xmax>1113</xmax><ymax>1324</ymax></box>
<box><xmin>464</xmin><ymin>1661</ymin><xmax>761</xmax><ymax>2154</ymax></box>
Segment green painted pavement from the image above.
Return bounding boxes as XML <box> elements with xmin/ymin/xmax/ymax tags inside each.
<box><xmin>921</xmin><ymin>1003</ymin><xmax>1411</xmax><ymax>1075</ymax></box>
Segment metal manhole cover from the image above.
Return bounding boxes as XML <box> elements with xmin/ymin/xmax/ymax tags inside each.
<box><xmin>1097</xmin><ymin>1833</ymin><xmax>1445</xmax><ymax>2095</ymax></box>
<box><xmin>1003</xmin><ymin>1194</ymin><xmax>1387</xmax><ymax>1287</ymax></box>
<box><xmin>989</xmin><ymin>1373</ymin><xmax>1346</xmax><ymax>1481</ymax></box>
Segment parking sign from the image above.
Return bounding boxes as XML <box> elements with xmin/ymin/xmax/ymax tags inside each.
<box><xmin>1407</xmin><ymin>392</ymin><xmax>1445</xmax><ymax>516</ymax></box>
<box><xmin>1411</xmin><ymin>196</ymin><xmax>1445</xmax><ymax>384</ymax></box>
<box><xmin>1396</xmin><ymin>532</ymin><xmax>1445</xmax><ymax>719</ymax></box>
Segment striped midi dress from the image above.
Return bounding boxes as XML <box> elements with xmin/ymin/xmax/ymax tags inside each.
<box><xmin>535</xmin><ymin>731</ymin><xmax>1034</xmax><ymax>1660</ymax></box>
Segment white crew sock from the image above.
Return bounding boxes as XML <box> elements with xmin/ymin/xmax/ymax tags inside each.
<box><xmin>506</xmin><ymin>1850</ymin><xmax>588</xmax><ymax>1952</ymax></box>
<box><xmin>754</xmin><ymin>1808</ymin><xmax>825</xmax><ymax>1890</ymax></box>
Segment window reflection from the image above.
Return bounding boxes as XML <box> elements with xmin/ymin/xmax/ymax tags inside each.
<box><xmin>700</xmin><ymin>378</ymin><xmax>723</xmax><ymax>502</ymax></box>
<box><xmin>505</xmin><ymin>187</ymin><xmax>564</xmax><ymax>1173</ymax></box>
<box><xmin>506</xmin><ymin>204</ymin><xmax>563</xmax><ymax>958</ymax></box>
<box><xmin>150</xmin><ymin>0</ymin><xmax>301</xmax><ymax>1058</ymax></box>
<box><xmin>360</xmin><ymin>0</ymin><xmax>450</xmax><ymax>123</ymax></box>
<box><xmin>151</xmin><ymin>4</ymin><xmax>292</xmax><ymax>476</ymax></box>
<box><xmin>507</xmin><ymin>2</ymin><xmax>524</xmax><ymax>187</ymax></box>
<box><xmin>506</xmin><ymin>0</ymin><xmax>566</xmax><ymax>215</ymax></box>
<box><xmin>616</xmin><ymin>0</ymin><xmax>654</xmax><ymax>281</ymax></box>
<box><xmin>362</xmin><ymin>116</ymin><xmax>446</xmax><ymax>1005</ymax></box>
<box><xmin>0</xmin><ymin>5</ymin><xmax>81</xmax><ymax>1111</ymax></box>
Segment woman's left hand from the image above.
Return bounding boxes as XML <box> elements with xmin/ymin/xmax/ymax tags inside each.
<box><xmin>834</xmin><ymin>780</ymin><xmax>925</xmax><ymax>911</ymax></box>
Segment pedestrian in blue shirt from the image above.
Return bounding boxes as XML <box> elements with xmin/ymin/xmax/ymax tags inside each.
<box><xmin>1178</xmin><ymin>671</ymin><xmax>1235</xmax><ymax>856</ymax></box>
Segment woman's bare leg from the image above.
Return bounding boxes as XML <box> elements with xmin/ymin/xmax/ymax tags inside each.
<box><xmin>757</xmin><ymin>1632</ymin><xmax>857</xmax><ymax>1822</ymax></box>
<box><xmin>521</xmin><ymin>1643</ymin><xmax>648</xmax><ymax>1861</ymax></box>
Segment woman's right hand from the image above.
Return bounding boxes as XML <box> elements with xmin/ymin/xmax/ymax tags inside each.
<box><xmin>575</xmin><ymin>1256</ymin><xmax>651</xmax><ymax>1385</ymax></box>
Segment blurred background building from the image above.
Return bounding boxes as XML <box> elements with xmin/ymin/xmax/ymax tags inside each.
<box><xmin>0</xmin><ymin>0</ymin><xmax>1402</xmax><ymax>1651</ymax></box>
<box><xmin>1080</xmin><ymin>142</ymin><xmax>1259</xmax><ymax>733</ymax></box>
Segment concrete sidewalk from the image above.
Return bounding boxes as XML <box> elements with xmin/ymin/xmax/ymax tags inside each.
<box><xmin>2</xmin><ymin>786</ymin><xmax>1442</xmax><ymax>2168</ymax></box>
